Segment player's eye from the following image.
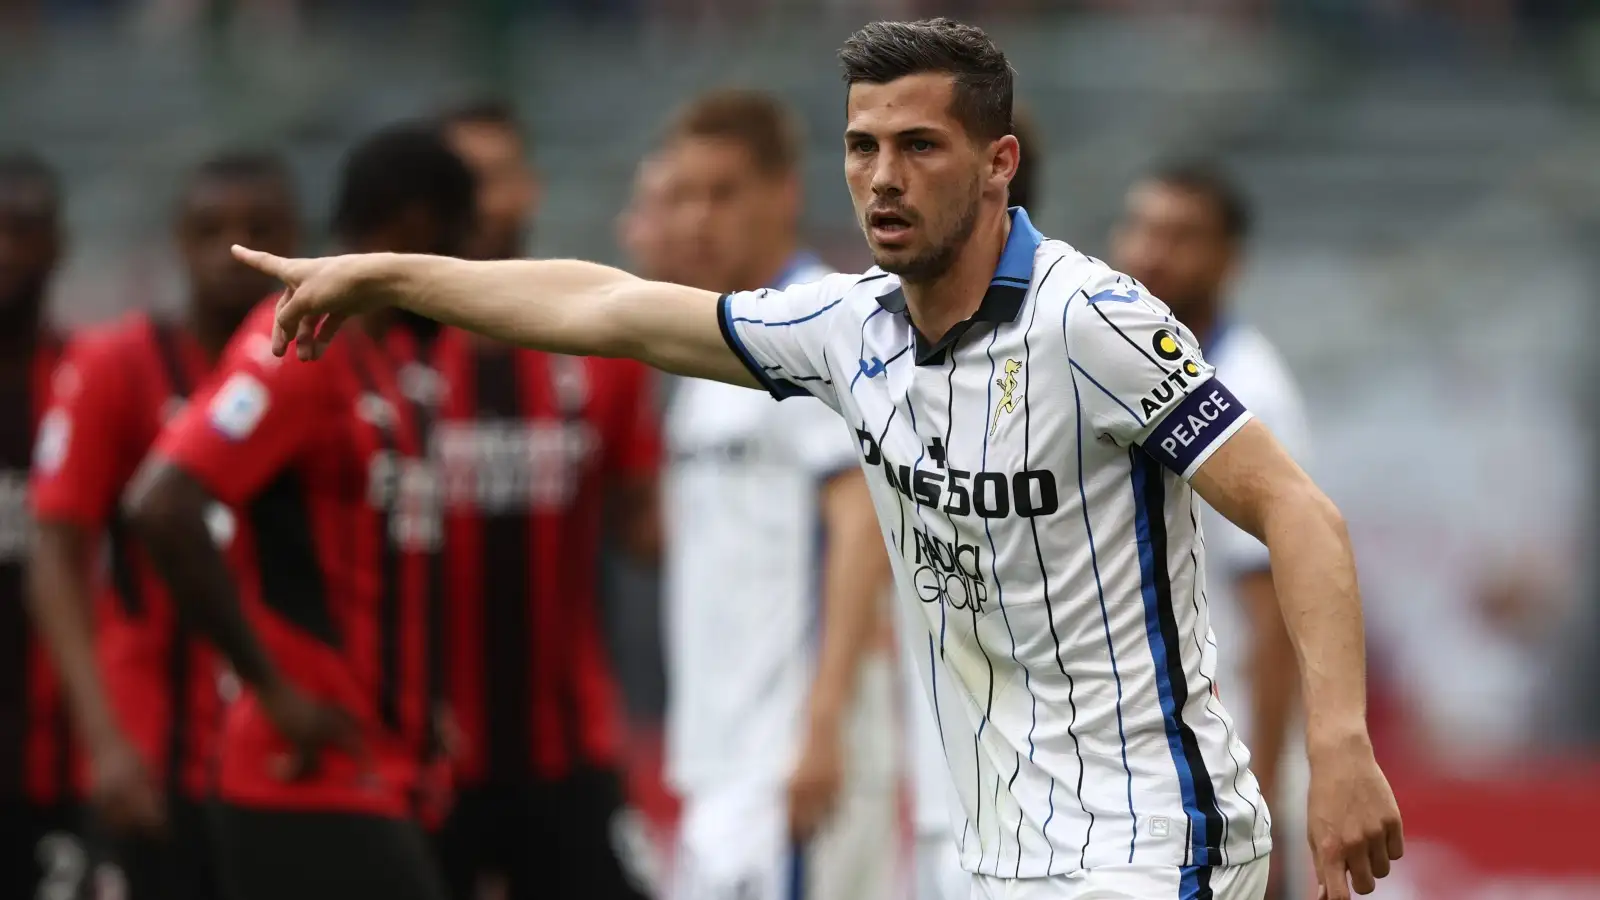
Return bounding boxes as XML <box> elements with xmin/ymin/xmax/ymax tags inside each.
<box><xmin>850</xmin><ymin>139</ymin><xmax>877</xmax><ymax>154</ymax></box>
<box><xmin>909</xmin><ymin>139</ymin><xmax>935</xmax><ymax>152</ymax></box>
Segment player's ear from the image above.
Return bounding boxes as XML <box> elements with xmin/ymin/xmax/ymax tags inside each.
<box><xmin>992</xmin><ymin>134</ymin><xmax>1020</xmax><ymax>191</ymax></box>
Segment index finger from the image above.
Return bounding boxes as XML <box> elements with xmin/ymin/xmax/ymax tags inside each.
<box><xmin>1386</xmin><ymin>818</ymin><xmax>1405</xmax><ymax>861</ymax></box>
<box><xmin>232</xmin><ymin>245</ymin><xmax>298</xmax><ymax>282</ymax></box>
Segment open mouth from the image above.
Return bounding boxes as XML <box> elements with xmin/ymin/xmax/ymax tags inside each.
<box><xmin>867</xmin><ymin>210</ymin><xmax>913</xmax><ymax>242</ymax></box>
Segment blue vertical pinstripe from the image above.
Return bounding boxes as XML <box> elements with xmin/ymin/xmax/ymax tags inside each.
<box><xmin>980</xmin><ymin>320</ymin><xmax>1036</xmax><ymax>877</ymax></box>
<box><xmin>1131</xmin><ymin>455</ymin><xmax>1209</xmax><ymax>866</ymax></box>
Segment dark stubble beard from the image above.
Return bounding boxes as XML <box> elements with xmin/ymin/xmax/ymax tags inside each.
<box><xmin>872</xmin><ymin>180</ymin><xmax>982</xmax><ymax>286</ymax></box>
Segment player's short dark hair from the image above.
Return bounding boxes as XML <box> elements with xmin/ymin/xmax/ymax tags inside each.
<box><xmin>1009</xmin><ymin>104</ymin><xmax>1041</xmax><ymax>211</ymax></box>
<box><xmin>1146</xmin><ymin>159</ymin><xmax>1252</xmax><ymax>241</ymax></box>
<box><xmin>438</xmin><ymin>97</ymin><xmax>528</xmax><ymax>147</ymax></box>
<box><xmin>331</xmin><ymin>122</ymin><xmax>476</xmax><ymax>242</ymax></box>
<box><xmin>183</xmin><ymin>149</ymin><xmax>296</xmax><ymax>208</ymax></box>
<box><xmin>839</xmin><ymin>18</ymin><xmax>1015</xmax><ymax>143</ymax></box>
<box><xmin>666</xmin><ymin>89</ymin><xmax>802</xmax><ymax>177</ymax></box>
<box><xmin>0</xmin><ymin>150</ymin><xmax>62</xmax><ymax>212</ymax></box>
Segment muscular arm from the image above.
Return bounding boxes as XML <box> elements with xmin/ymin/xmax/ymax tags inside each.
<box><xmin>124</xmin><ymin>460</ymin><xmax>284</xmax><ymax>696</ymax></box>
<box><xmin>1192</xmin><ymin>418</ymin><xmax>1401</xmax><ymax>898</ymax></box>
<box><xmin>259</xmin><ymin>251</ymin><xmax>757</xmax><ymax>387</ymax></box>
<box><xmin>27</xmin><ymin>522</ymin><xmax>119</xmax><ymax>752</ymax></box>
<box><xmin>1191</xmin><ymin>419</ymin><xmax>1364</xmax><ymax>752</ymax></box>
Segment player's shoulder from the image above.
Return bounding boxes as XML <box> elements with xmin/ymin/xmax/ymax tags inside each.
<box><xmin>750</xmin><ymin>267</ymin><xmax>900</xmax><ymax>332</ymax></box>
<box><xmin>1048</xmin><ymin>247</ymin><xmax>1178</xmax><ymax>338</ymax></box>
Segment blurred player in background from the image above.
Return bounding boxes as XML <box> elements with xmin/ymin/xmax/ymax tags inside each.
<box><xmin>618</xmin><ymin>151</ymin><xmax>701</xmax><ymax>292</ymax></box>
<box><xmin>441</xmin><ymin>101</ymin><xmax>539</xmax><ymax>261</ymax></box>
<box><xmin>29</xmin><ymin>151</ymin><xmax>300</xmax><ymax>900</ymax></box>
<box><xmin>433</xmin><ymin>101</ymin><xmax>659</xmax><ymax>900</ymax></box>
<box><xmin>0</xmin><ymin>151</ymin><xmax>77</xmax><ymax>900</ymax></box>
<box><xmin>124</xmin><ymin>123</ymin><xmax>474</xmax><ymax>900</ymax></box>
<box><xmin>1110</xmin><ymin>161</ymin><xmax>1311</xmax><ymax>899</ymax></box>
<box><xmin>653</xmin><ymin>89</ymin><xmax>899</xmax><ymax>900</ymax></box>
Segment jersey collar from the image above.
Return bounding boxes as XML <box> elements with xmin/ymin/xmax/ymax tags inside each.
<box><xmin>876</xmin><ymin>207</ymin><xmax>1044</xmax><ymax>366</ymax></box>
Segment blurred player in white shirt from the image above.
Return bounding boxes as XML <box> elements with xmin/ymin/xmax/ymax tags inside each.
<box><xmin>1110</xmin><ymin>162</ymin><xmax>1312</xmax><ymax>900</ymax></box>
<box><xmin>645</xmin><ymin>90</ymin><xmax>902</xmax><ymax>900</ymax></box>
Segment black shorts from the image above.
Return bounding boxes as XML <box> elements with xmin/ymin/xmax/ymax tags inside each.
<box><xmin>435</xmin><ymin>767</ymin><xmax>649</xmax><ymax>900</ymax></box>
<box><xmin>86</xmin><ymin>794</ymin><xmax>223</xmax><ymax>900</ymax></box>
<box><xmin>210</xmin><ymin>803</ymin><xmax>449</xmax><ymax>900</ymax></box>
<box><xmin>0</xmin><ymin>799</ymin><xmax>90</xmax><ymax>900</ymax></box>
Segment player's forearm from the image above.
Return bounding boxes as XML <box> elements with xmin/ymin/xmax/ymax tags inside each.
<box><xmin>1236</xmin><ymin>569</ymin><xmax>1298</xmax><ymax>805</ymax></box>
<box><xmin>371</xmin><ymin>254</ymin><xmax>751</xmax><ymax>384</ymax></box>
<box><xmin>125</xmin><ymin>462</ymin><xmax>284</xmax><ymax>696</ymax></box>
<box><xmin>806</xmin><ymin>472</ymin><xmax>890</xmax><ymax>729</ymax></box>
<box><xmin>27</xmin><ymin>523</ymin><xmax>122</xmax><ymax>752</ymax></box>
<box><xmin>1260</xmin><ymin>486</ymin><xmax>1369</xmax><ymax>751</ymax></box>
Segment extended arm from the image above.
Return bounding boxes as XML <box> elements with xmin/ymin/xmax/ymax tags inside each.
<box><xmin>236</xmin><ymin>249</ymin><xmax>757</xmax><ymax>386</ymax></box>
<box><xmin>1191</xmin><ymin>419</ymin><xmax>1401</xmax><ymax>900</ymax></box>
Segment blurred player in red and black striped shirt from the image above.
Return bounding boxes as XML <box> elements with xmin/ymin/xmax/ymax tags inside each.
<box><xmin>126</xmin><ymin>125</ymin><xmax>473</xmax><ymax>900</ymax></box>
<box><xmin>432</xmin><ymin>101</ymin><xmax>659</xmax><ymax>900</ymax></box>
<box><xmin>0</xmin><ymin>151</ymin><xmax>77</xmax><ymax>900</ymax></box>
<box><xmin>29</xmin><ymin>151</ymin><xmax>299</xmax><ymax>900</ymax></box>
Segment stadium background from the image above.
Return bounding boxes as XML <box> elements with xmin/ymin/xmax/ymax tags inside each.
<box><xmin>3</xmin><ymin>0</ymin><xmax>1598</xmax><ymax>896</ymax></box>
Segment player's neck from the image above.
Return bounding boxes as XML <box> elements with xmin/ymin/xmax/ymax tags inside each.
<box><xmin>185</xmin><ymin>302</ymin><xmax>242</xmax><ymax>362</ymax></box>
<box><xmin>901</xmin><ymin>205</ymin><xmax>1011</xmax><ymax>344</ymax></box>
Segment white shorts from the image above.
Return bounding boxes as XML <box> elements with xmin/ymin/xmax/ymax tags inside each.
<box><xmin>670</xmin><ymin>780</ymin><xmax>900</xmax><ymax>900</ymax></box>
<box><xmin>969</xmin><ymin>856</ymin><xmax>1270</xmax><ymax>900</ymax></box>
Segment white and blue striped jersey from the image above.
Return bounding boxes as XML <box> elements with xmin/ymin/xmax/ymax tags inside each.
<box><xmin>716</xmin><ymin>209</ymin><xmax>1272</xmax><ymax>878</ymax></box>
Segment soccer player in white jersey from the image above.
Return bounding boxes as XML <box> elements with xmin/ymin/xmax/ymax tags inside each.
<box><xmin>1110</xmin><ymin>162</ymin><xmax>1313</xmax><ymax>900</ymax></box>
<box><xmin>233</xmin><ymin>18</ymin><xmax>1404</xmax><ymax>900</ymax></box>
<box><xmin>898</xmin><ymin>103</ymin><xmax>1043</xmax><ymax>900</ymax></box>
<box><xmin>646</xmin><ymin>89</ymin><xmax>901</xmax><ymax>900</ymax></box>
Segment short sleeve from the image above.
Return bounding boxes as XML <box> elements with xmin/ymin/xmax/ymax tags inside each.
<box><xmin>1066</xmin><ymin>280</ymin><xmax>1253</xmax><ymax>480</ymax></box>
<box><xmin>30</xmin><ymin>334</ymin><xmax>135</xmax><ymax>529</ymax></box>
<box><xmin>603</xmin><ymin>361</ymin><xmax>662</xmax><ymax>480</ymax></box>
<box><xmin>154</xmin><ymin>321</ymin><xmax>328</xmax><ymax>507</ymax></box>
<box><xmin>718</xmin><ymin>275</ymin><xmax>850</xmax><ymax>411</ymax></box>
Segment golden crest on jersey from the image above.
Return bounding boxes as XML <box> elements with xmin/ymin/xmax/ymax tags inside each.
<box><xmin>991</xmin><ymin>359</ymin><xmax>1022</xmax><ymax>436</ymax></box>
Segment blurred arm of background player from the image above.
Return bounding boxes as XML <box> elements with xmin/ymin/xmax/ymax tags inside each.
<box><xmin>30</xmin><ymin>522</ymin><xmax>166</xmax><ymax>835</ymax></box>
<box><xmin>1237</xmin><ymin>570</ymin><xmax>1296</xmax><ymax>820</ymax></box>
<box><xmin>788</xmin><ymin>469</ymin><xmax>890</xmax><ymax>839</ymax></box>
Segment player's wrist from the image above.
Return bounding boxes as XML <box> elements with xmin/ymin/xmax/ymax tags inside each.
<box><xmin>1305</xmin><ymin>718</ymin><xmax>1373</xmax><ymax>765</ymax></box>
